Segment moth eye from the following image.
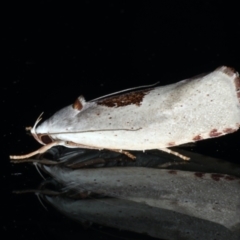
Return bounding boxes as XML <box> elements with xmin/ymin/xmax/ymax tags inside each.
<box><xmin>39</xmin><ymin>135</ymin><xmax>53</xmax><ymax>144</ymax></box>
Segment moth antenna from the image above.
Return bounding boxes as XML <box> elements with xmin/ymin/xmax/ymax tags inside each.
<box><xmin>90</xmin><ymin>82</ymin><xmax>159</xmax><ymax>102</ymax></box>
<box><xmin>33</xmin><ymin>162</ymin><xmax>46</xmax><ymax>180</ymax></box>
<box><xmin>32</xmin><ymin>112</ymin><xmax>44</xmax><ymax>132</ymax></box>
<box><xmin>35</xmin><ymin>192</ymin><xmax>48</xmax><ymax>211</ymax></box>
<box><xmin>31</xmin><ymin>112</ymin><xmax>44</xmax><ymax>144</ymax></box>
<box><xmin>13</xmin><ymin>189</ymin><xmax>54</xmax><ymax>212</ymax></box>
<box><xmin>46</xmin><ymin>128</ymin><xmax>142</xmax><ymax>135</ymax></box>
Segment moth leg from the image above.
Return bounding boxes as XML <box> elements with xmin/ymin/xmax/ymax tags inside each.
<box><xmin>63</xmin><ymin>141</ymin><xmax>101</xmax><ymax>149</ymax></box>
<box><xmin>9</xmin><ymin>141</ymin><xmax>65</xmax><ymax>160</ymax></box>
<box><xmin>122</xmin><ymin>151</ymin><xmax>136</xmax><ymax>159</ymax></box>
<box><xmin>157</xmin><ymin>161</ymin><xmax>187</xmax><ymax>168</ymax></box>
<box><xmin>63</xmin><ymin>142</ymin><xmax>137</xmax><ymax>160</ymax></box>
<box><xmin>108</xmin><ymin>149</ymin><xmax>136</xmax><ymax>159</ymax></box>
<box><xmin>159</xmin><ymin>148</ymin><xmax>190</xmax><ymax>161</ymax></box>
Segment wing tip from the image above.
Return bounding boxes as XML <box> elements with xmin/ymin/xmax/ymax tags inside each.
<box><xmin>216</xmin><ymin>66</ymin><xmax>240</xmax><ymax>101</ymax></box>
<box><xmin>216</xmin><ymin>66</ymin><xmax>239</xmax><ymax>78</ymax></box>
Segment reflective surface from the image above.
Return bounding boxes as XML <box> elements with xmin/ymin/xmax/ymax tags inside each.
<box><xmin>9</xmin><ymin>147</ymin><xmax>240</xmax><ymax>240</ymax></box>
<box><xmin>3</xmin><ymin>2</ymin><xmax>240</xmax><ymax>239</ymax></box>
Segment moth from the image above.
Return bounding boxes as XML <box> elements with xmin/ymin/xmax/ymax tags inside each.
<box><xmin>10</xmin><ymin>66</ymin><xmax>240</xmax><ymax>160</ymax></box>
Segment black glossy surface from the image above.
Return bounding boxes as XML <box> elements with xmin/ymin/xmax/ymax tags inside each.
<box><xmin>3</xmin><ymin>1</ymin><xmax>240</xmax><ymax>239</ymax></box>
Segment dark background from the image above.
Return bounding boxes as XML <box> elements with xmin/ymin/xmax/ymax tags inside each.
<box><xmin>2</xmin><ymin>1</ymin><xmax>240</xmax><ymax>239</ymax></box>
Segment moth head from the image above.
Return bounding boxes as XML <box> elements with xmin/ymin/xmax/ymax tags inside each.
<box><xmin>30</xmin><ymin>113</ymin><xmax>54</xmax><ymax>145</ymax></box>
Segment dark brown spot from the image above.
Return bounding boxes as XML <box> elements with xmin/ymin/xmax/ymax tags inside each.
<box><xmin>72</xmin><ymin>98</ymin><xmax>83</xmax><ymax>110</ymax></box>
<box><xmin>225</xmin><ymin>175</ymin><xmax>236</xmax><ymax>181</ymax></box>
<box><xmin>168</xmin><ymin>170</ymin><xmax>177</xmax><ymax>174</ymax></box>
<box><xmin>211</xmin><ymin>174</ymin><xmax>224</xmax><ymax>181</ymax></box>
<box><xmin>235</xmin><ymin>77</ymin><xmax>240</xmax><ymax>90</ymax></box>
<box><xmin>97</xmin><ymin>89</ymin><xmax>151</xmax><ymax>107</ymax></box>
<box><xmin>193</xmin><ymin>135</ymin><xmax>202</xmax><ymax>141</ymax></box>
<box><xmin>223</xmin><ymin>128</ymin><xmax>236</xmax><ymax>134</ymax></box>
<box><xmin>209</xmin><ymin>129</ymin><xmax>222</xmax><ymax>137</ymax></box>
<box><xmin>195</xmin><ymin>172</ymin><xmax>205</xmax><ymax>178</ymax></box>
<box><xmin>38</xmin><ymin>134</ymin><xmax>53</xmax><ymax>144</ymax></box>
<box><xmin>168</xmin><ymin>142</ymin><xmax>175</xmax><ymax>147</ymax></box>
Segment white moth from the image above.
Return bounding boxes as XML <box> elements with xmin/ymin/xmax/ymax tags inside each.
<box><xmin>10</xmin><ymin>66</ymin><xmax>240</xmax><ymax>160</ymax></box>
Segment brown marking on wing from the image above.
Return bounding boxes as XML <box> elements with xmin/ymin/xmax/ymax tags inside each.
<box><xmin>168</xmin><ymin>170</ymin><xmax>177</xmax><ymax>174</ymax></box>
<box><xmin>72</xmin><ymin>98</ymin><xmax>83</xmax><ymax>110</ymax></box>
<box><xmin>195</xmin><ymin>172</ymin><xmax>205</xmax><ymax>178</ymax></box>
<box><xmin>234</xmin><ymin>75</ymin><xmax>240</xmax><ymax>90</ymax></box>
<box><xmin>98</xmin><ymin>89</ymin><xmax>151</xmax><ymax>107</ymax></box>
<box><xmin>168</xmin><ymin>142</ymin><xmax>175</xmax><ymax>147</ymax></box>
<box><xmin>234</xmin><ymin>73</ymin><xmax>240</xmax><ymax>103</ymax></box>
<box><xmin>220</xmin><ymin>66</ymin><xmax>236</xmax><ymax>77</ymax></box>
<box><xmin>217</xmin><ymin>66</ymin><xmax>240</xmax><ymax>103</ymax></box>
<box><xmin>225</xmin><ymin>175</ymin><xmax>236</xmax><ymax>181</ymax></box>
<box><xmin>209</xmin><ymin>129</ymin><xmax>222</xmax><ymax>137</ymax></box>
<box><xmin>223</xmin><ymin>128</ymin><xmax>236</xmax><ymax>134</ymax></box>
<box><xmin>211</xmin><ymin>173</ymin><xmax>224</xmax><ymax>181</ymax></box>
<box><xmin>220</xmin><ymin>66</ymin><xmax>240</xmax><ymax>103</ymax></box>
<box><xmin>192</xmin><ymin>135</ymin><xmax>202</xmax><ymax>141</ymax></box>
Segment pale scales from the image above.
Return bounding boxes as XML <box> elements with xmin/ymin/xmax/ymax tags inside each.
<box><xmin>10</xmin><ymin>66</ymin><xmax>240</xmax><ymax>160</ymax></box>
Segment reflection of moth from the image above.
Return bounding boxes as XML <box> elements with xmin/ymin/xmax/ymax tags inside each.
<box><xmin>44</xmin><ymin>195</ymin><xmax>239</xmax><ymax>240</ymax></box>
<box><xmin>42</xmin><ymin>165</ymin><xmax>240</xmax><ymax>231</ymax></box>
<box><xmin>10</xmin><ymin>66</ymin><xmax>240</xmax><ymax>160</ymax></box>
<box><xmin>12</xmin><ymin>147</ymin><xmax>240</xmax><ymax>239</ymax></box>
